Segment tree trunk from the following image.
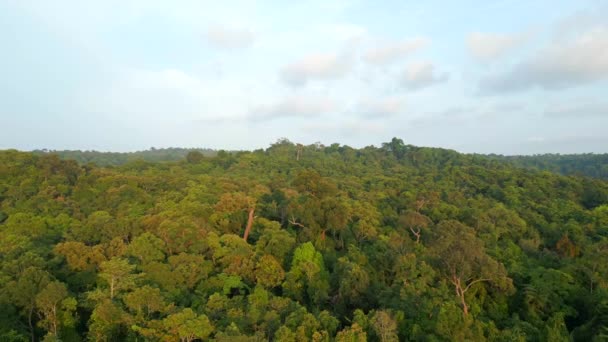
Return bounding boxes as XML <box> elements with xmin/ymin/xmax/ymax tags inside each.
<box><xmin>459</xmin><ymin>289</ymin><xmax>469</xmax><ymax>316</ymax></box>
<box><xmin>28</xmin><ymin>306</ymin><xmax>35</xmax><ymax>342</ymax></box>
<box><xmin>453</xmin><ymin>277</ymin><xmax>468</xmax><ymax>316</ymax></box>
<box><xmin>410</xmin><ymin>227</ymin><xmax>421</xmax><ymax>244</ymax></box>
<box><xmin>243</xmin><ymin>207</ymin><xmax>255</xmax><ymax>242</ymax></box>
<box><xmin>52</xmin><ymin>305</ymin><xmax>58</xmax><ymax>336</ymax></box>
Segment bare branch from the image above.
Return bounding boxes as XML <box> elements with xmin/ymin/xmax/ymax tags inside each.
<box><xmin>463</xmin><ymin>278</ymin><xmax>492</xmax><ymax>293</ymax></box>
<box><xmin>288</xmin><ymin>216</ymin><xmax>307</xmax><ymax>229</ymax></box>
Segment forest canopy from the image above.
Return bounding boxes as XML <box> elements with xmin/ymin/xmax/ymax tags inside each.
<box><xmin>33</xmin><ymin>145</ymin><xmax>608</xmax><ymax>180</ymax></box>
<box><xmin>1</xmin><ymin>138</ymin><xmax>608</xmax><ymax>341</ymax></box>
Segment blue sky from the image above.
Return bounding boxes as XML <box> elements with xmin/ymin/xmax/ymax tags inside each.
<box><xmin>1</xmin><ymin>0</ymin><xmax>607</xmax><ymax>154</ymax></box>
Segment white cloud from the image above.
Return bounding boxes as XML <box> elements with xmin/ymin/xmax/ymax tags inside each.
<box><xmin>480</xmin><ymin>26</ymin><xmax>608</xmax><ymax>93</ymax></box>
<box><xmin>526</xmin><ymin>136</ymin><xmax>545</xmax><ymax>143</ymax></box>
<box><xmin>248</xmin><ymin>96</ymin><xmax>336</xmax><ymax>122</ymax></box>
<box><xmin>206</xmin><ymin>25</ymin><xmax>255</xmax><ymax>49</ymax></box>
<box><xmin>409</xmin><ymin>101</ymin><xmax>528</xmax><ymax>127</ymax></box>
<box><xmin>363</xmin><ymin>37</ymin><xmax>429</xmax><ymax>65</ymax></box>
<box><xmin>409</xmin><ymin>106</ymin><xmax>473</xmax><ymax>126</ymax></box>
<box><xmin>279</xmin><ymin>53</ymin><xmax>351</xmax><ymax>86</ymax></box>
<box><xmin>86</xmin><ymin>68</ymin><xmax>255</xmax><ymax>123</ymax></box>
<box><xmin>126</xmin><ymin>68</ymin><xmax>202</xmax><ymax>91</ymax></box>
<box><xmin>467</xmin><ymin>32</ymin><xmax>528</xmax><ymax>62</ymax></box>
<box><xmin>401</xmin><ymin>61</ymin><xmax>449</xmax><ymax>90</ymax></box>
<box><xmin>357</xmin><ymin>97</ymin><xmax>406</xmax><ymax>118</ymax></box>
<box><xmin>545</xmin><ymin>101</ymin><xmax>608</xmax><ymax>118</ymax></box>
<box><xmin>320</xmin><ymin>23</ymin><xmax>369</xmax><ymax>43</ymax></box>
<box><xmin>493</xmin><ymin>102</ymin><xmax>525</xmax><ymax>112</ymax></box>
<box><xmin>521</xmin><ymin>134</ymin><xmax>608</xmax><ymax>154</ymax></box>
<box><xmin>302</xmin><ymin>120</ymin><xmax>386</xmax><ymax>137</ymax></box>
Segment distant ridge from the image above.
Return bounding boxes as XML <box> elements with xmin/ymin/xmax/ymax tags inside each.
<box><xmin>27</xmin><ymin>139</ymin><xmax>608</xmax><ymax>179</ymax></box>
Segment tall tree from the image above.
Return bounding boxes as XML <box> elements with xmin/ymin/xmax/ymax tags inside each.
<box><xmin>399</xmin><ymin>210</ymin><xmax>431</xmax><ymax>244</ymax></box>
<box><xmin>431</xmin><ymin>220</ymin><xmax>512</xmax><ymax>316</ymax></box>
<box><xmin>35</xmin><ymin>281</ymin><xmax>76</xmax><ymax>340</ymax></box>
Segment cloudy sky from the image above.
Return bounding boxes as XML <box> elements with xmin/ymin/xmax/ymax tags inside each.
<box><xmin>1</xmin><ymin>0</ymin><xmax>607</xmax><ymax>154</ymax></box>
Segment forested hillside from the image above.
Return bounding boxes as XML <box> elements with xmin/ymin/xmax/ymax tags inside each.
<box><xmin>31</xmin><ymin>148</ymin><xmax>218</xmax><ymax>167</ymax></box>
<box><xmin>35</xmin><ymin>147</ymin><xmax>608</xmax><ymax>181</ymax></box>
<box><xmin>2</xmin><ymin>138</ymin><xmax>608</xmax><ymax>341</ymax></box>
<box><xmin>487</xmin><ymin>154</ymin><xmax>608</xmax><ymax>180</ymax></box>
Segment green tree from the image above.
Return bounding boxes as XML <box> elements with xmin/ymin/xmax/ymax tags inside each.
<box><xmin>123</xmin><ymin>285</ymin><xmax>170</xmax><ymax>321</ymax></box>
<box><xmin>35</xmin><ymin>281</ymin><xmax>76</xmax><ymax>339</ymax></box>
<box><xmin>336</xmin><ymin>323</ymin><xmax>367</xmax><ymax>342</ymax></box>
<box><xmin>186</xmin><ymin>151</ymin><xmax>204</xmax><ymax>164</ymax></box>
<box><xmin>370</xmin><ymin>310</ymin><xmax>398</xmax><ymax>342</ymax></box>
<box><xmin>98</xmin><ymin>258</ymin><xmax>138</xmax><ymax>299</ymax></box>
<box><xmin>255</xmin><ymin>255</ymin><xmax>285</xmax><ymax>288</ymax></box>
<box><xmin>432</xmin><ymin>220</ymin><xmax>512</xmax><ymax>316</ymax></box>
<box><xmin>399</xmin><ymin>210</ymin><xmax>431</xmax><ymax>244</ymax></box>
<box><xmin>283</xmin><ymin>242</ymin><xmax>330</xmax><ymax>307</ymax></box>
<box><xmin>8</xmin><ymin>267</ymin><xmax>51</xmax><ymax>342</ymax></box>
<box><xmin>127</xmin><ymin>232</ymin><xmax>166</xmax><ymax>265</ymax></box>
<box><xmin>161</xmin><ymin>308</ymin><xmax>214</xmax><ymax>342</ymax></box>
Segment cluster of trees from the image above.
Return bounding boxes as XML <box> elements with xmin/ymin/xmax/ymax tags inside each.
<box><xmin>487</xmin><ymin>154</ymin><xmax>608</xmax><ymax>180</ymax></box>
<box><xmin>1</xmin><ymin>137</ymin><xmax>607</xmax><ymax>341</ymax></box>
<box><xmin>32</xmin><ymin>148</ymin><xmax>218</xmax><ymax>167</ymax></box>
<box><xmin>35</xmin><ymin>146</ymin><xmax>608</xmax><ymax>181</ymax></box>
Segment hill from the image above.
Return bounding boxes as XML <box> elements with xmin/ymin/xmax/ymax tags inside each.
<box><xmin>487</xmin><ymin>153</ymin><xmax>608</xmax><ymax>180</ymax></box>
<box><xmin>34</xmin><ymin>144</ymin><xmax>608</xmax><ymax>181</ymax></box>
<box><xmin>31</xmin><ymin>147</ymin><xmax>218</xmax><ymax>166</ymax></box>
<box><xmin>1</xmin><ymin>138</ymin><xmax>607</xmax><ymax>341</ymax></box>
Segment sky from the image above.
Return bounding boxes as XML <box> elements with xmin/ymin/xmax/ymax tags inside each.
<box><xmin>0</xmin><ymin>0</ymin><xmax>607</xmax><ymax>155</ymax></box>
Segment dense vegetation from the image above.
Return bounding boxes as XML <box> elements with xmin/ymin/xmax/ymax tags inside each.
<box><xmin>1</xmin><ymin>138</ymin><xmax>608</xmax><ymax>341</ymax></box>
<box><xmin>487</xmin><ymin>154</ymin><xmax>608</xmax><ymax>180</ymax></box>
<box><xmin>32</xmin><ymin>148</ymin><xmax>218</xmax><ymax>167</ymax></box>
<box><xmin>34</xmin><ymin>147</ymin><xmax>608</xmax><ymax>181</ymax></box>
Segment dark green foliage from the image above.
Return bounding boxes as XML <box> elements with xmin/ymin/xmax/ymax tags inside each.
<box><xmin>488</xmin><ymin>153</ymin><xmax>608</xmax><ymax>180</ymax></box>
<box><xmin>32</xmin><ymin>147</ymin><xmax>218</xmax><ymax>166</ymax></box>
<box><xmin>1</xmin><ymin>138</ymin><xmax>608</xmax><ymax>341</ymax></box>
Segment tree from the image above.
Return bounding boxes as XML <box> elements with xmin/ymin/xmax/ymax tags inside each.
<box><xmin>88</xmin><ymin>299</ymin><xmax>125</xmax><ymax>341</ymax></box>
<box><xmin>370</xmin><ymin>310</ymin><xmax>398</xmax><ymax>342</ymax></box>
<box><xmin>255</xmin><ymin>222</ymin><xmax>295</xmax><ymax>262</ymax></box>
<box><xmin>543</xmin><ymin>313</ymin><xmax>570</xmax><ymax>342</ymax></box>
<box><xmin>123</xmin><ymin>285</ymin><xmax>169</xmax><ymax>321</ymax></box>
<box><xmin>381</xmin><ymin>137</ymin><xmax>408</xmax><ymax>159</ymax></box>
<box><xmin>399</xmin><ymin>210</ymin><xmax>431</xmax><ymax>244</ymax></box>
<box><xmin>98</xmin><ymin>258</ymin><xmax>138</xmax><ymax>299</ymax></box>
<box><xmin>168</xmin><ymin>253</ymin><xmax>213</xmax><ymax>291</ymax></box>
<box><xmin>54</xmin><ymin>241</ymin><xmax>106</xmax><ymax>272</ymax></box>
<box><xmin>335</xmin><ymin>323</ymin><xmax>367</xmax><ymax>342</ymax></box>
<box><xmin>283</xmin><ymin>242</ymin><xmax>330</xmax><ymax>307</ymax></box>
<box><xmin>336</xmin><ymin>256</ymin><xmax>370</xmax><ymax>307</ymax></box>
<box><xmin>255</xmin><ymin>255</ymin><xmax>285</xmax><ymax>288</ymax></box>
<box><xmin>431</xmin><ymin>220</ymin><xmax>512</xmax><ymax>316</ymax></box>
<box><xmin>186</xmin><ymin>151</ymin><xmax>204</xmax><ymax>164</ymax></box>
<box><xmin>274</xmin><ymin>325</ymin><xmax>296</xmax><ymax>342</ymax></box>
<box><xmin>35</xmin><ymin>281</ymin><xmax>76</xmax><ymax>339</ymax></box>
<box><xmin>68</xmin><ymin>211</ymin><xmax>117</xmax><ymax>244</ymax></box>
<box><xmin>161</xmin><ymin>308</ymin><xmax>214</xmax><ymax>342</ymax></box>
<box><xmin>155</xmin><ymin>217</ymin><xmax>206</xmax><ymax>255</ymax></box>
<box><xmin>556</xmin><ymin>234</ymin><xmax>579</xmax><ymax>258</ymax></box>
<box><xmin>211</xmin><ymin>234</ymin><xmax>256</xmax><ymax>283</ymax></box>
<box><xmin>213</xmin><ymin>192</ymin><xmax>257</xmax><ymax>242</ymax></box>
<box><xmin>581</xmin><ymin>239</ymin><xmax>608</xmax><ymax>292</ymax></box>
<box><xmin>9</xmin><ymin>267</ymin><xmax>51</xmax><ymax>342</ymax></box>
<box><xmin>127</xmin><ymin>232</ymin><xmax>166</xmax><ymax>265</ymax></box>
